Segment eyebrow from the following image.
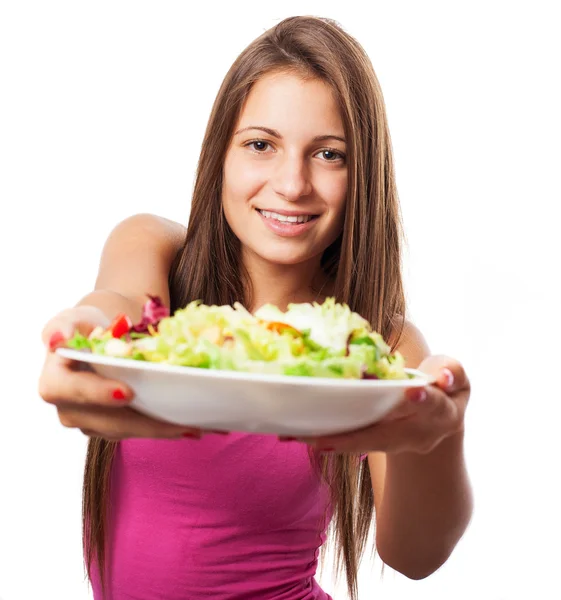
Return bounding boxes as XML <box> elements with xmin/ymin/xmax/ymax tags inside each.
<box><xmin>234</xmin><ymin>126</ymin><xmax>346</xmax><ymax>144</ymax></box>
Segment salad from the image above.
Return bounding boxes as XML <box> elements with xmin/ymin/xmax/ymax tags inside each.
<box><xmin>67</xmin><ymin>296</ymin><xmax>409</xmax><ymax>380</ymax></box>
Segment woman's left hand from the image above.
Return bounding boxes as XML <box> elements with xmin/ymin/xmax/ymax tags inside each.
<box><xmin>296</xmin><ymin>355</ymin><xmax>470</xmax><ymax>455</ymax></box>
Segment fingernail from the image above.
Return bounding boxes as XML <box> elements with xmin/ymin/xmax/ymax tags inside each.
<box><xmin>112</xmin><ymin>389</ymin><xmax>128</xmax><ymax>401</ymax></box>
<box><xmin>278</xmin><ymin>436</ymin><xmax>298</xmax><ymax>442</ymax></box>
<box><xmin>442</xmin><ymin>368</ymin><xmax>454</xmax><ymax>389</ymax></box>
<box><xmin>49</xmin><ymin>331</ymin><xmax>65</xmax><ymax>350</ymax></box>
<box><xmin>182</xmin><ymin>432</ymin><xmax>201</xmax><ymax>439</ymax></box>
<box><xmin>409</xmin><ymin>388</ymin><xmax>427</xmax><ymax>403</ymax></box>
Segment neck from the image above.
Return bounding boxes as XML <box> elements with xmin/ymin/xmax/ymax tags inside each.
<box><xmin>242</xmin><ymin>249</ymin><xmax>332</xmax><ymax>313</ymax></box>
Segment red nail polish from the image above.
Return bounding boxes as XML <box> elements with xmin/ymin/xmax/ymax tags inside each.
<box><xmin>410</xmin><ymin>388</ymin><xmax>427</xmax><ymax>403</ymax></box>
<box><xmin>49</xmin><ymin>331</ymin><xmax>65</xmax><ymax>350</ymax></box>
<box><xmin>442</xmin><ymin>368</ymin><xmax>454</xmax><ymax>388</ymax></box>
<box><xmin>112</xmin><ymin>389</ymin><xmax>127</xmax><ymax>401</ymax></box>
<box><xmin>182</xmin><ymin>432</ymin><xmax>200</xmax><ymax>438</ymax></box>
<box><xmin>278</xmin><ymin>436</ymin><xmax>298</xmax><ymax>442</ymax></box>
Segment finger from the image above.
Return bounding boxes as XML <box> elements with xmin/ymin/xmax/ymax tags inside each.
<box><xmin>202</xmin><ymin>429</ymin><xmax>230</xmax><ymax>435</ymax></box>
<box><xmin>58</xmin><ymin>405</ymin><xmax>201</xmax><ymax>440</ymax></box>
<box><xmin>38</xmin><ymin>355</ymin><xmax>134</xmax><ymax>407</ymax></box>
<box><xmin>301</xmin><ymin>384</ymin><xmax>449</xmax><ymax>452</ymax></box>
<box><xmin>301</xmin><ymin>412</ymin><xmax>446</xmax><ymax>454</ymax></box>
<box><xmin>298</xmin><ymin>420</ymin><xmax>407</xmax><ymax>454</ymax></box>
<box><xmin>79</xmin><ymin>428</ymin><xmax>99</xmax><ymax>437</ymax></box>
<box><xmin>378</xmin><ymin>396</ymin><xmax>419</xmax><ymax>423</ymax></box>
<box><xmin>404</xmin><ymin>380</ymin><xmax>456</xmax><ymax>420</ymax></box>
<box><xmin>41</xmin><ymin>306</ymin><xmax>110</xmax><ymax>350</ymax></box>
<box><xmin>405</xmin><ymin>378</ymin><xmax>466</xmax><ymax>434</ymax></box>
<box><xmin>417</xmin><ymin>355</ymin><xmax>470</xmax><ymax>394</ymax></box>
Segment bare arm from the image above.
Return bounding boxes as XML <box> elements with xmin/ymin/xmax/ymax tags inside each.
<box><xmin>76</xmin><ymin>213</ymin><xmax>186</xmax><ymax>320</ymax></box>
<box><xmin>369</xmin><ymin>322</ymin><xmax>473</xmax><ymax>579</ymax></box>
<box><xmin>39</xmin><ymin>213</ymin><xmax>198</xmax><ymax>440</ymax></box>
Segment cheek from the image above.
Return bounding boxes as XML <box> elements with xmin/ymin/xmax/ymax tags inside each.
<box><xmin>223</xmin><ymin>152</ymin><xmax>265</xmax><ymax>209</ymax></box>
<box><xmin>319</xmin><ymin>174</ymin><xmax>347</xmax><ymax>222</ymax></box>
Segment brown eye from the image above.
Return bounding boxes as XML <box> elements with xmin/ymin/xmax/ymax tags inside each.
<box><xmin>317</xmin><ymin>149</ymin><xmax>345</xmax><ymax>162</ymax></box>
<box><xmin>247</xmin><ymin>141</ymin><xmax>270</xmax><ymax>152</ymax></box>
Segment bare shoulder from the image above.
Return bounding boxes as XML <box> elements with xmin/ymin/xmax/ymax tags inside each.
<box><xmin>95</xmin><ymin>213</ymin><xmax>187</xmax><ymax>306</ymax></box>
<box><xmin>388</xmin><ymin>316</ymin><xmax>431</xmax><ymax>370</ymax></box>
<box><xmin>108</xmin><ymin>213</ymin><xmax>186</xmax><ymax>249</ymax></box>
<box><xmin>100</xmin><ymin>213</ymin><xmax>187</xmax><ymax>269</ymax></box>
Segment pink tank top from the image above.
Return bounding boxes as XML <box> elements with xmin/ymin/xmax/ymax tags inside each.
<box><xmin>89</xmin><ymin>432</ymin><xmax>336</xmax><ymax>599</ymax></box>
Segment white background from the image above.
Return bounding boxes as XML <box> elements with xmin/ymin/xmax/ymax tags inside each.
<box><xmin>0</xmin><ymin>1</ymin><xmax>559</xmax><ymax>599</ymax></box>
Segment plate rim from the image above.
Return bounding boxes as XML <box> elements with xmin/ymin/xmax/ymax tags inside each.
<box><xmin>56</xmin><ymin>347</ymin><xmax>436</xmax><ymax>387</ymax></box>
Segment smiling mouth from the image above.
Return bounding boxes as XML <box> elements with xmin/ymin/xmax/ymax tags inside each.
<box><xmin>256</xmin><ymin>209</ymin><xmax>319</xmax><ymax>224</ymax></box>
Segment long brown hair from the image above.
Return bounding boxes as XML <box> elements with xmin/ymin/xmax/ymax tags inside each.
<box><xmin>83</xmin><ymin>15</ymin><xmax>406</xmax><ymax>599</ymax></box>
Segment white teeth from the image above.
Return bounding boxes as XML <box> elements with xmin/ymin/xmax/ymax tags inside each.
<box><xmin>259</xmin><ymin>210</ymin><xmax>314</xmax><ymax>224</ymax></box>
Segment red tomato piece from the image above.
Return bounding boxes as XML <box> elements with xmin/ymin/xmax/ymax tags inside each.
<box><xmin>110</xmin><ymin>313</ymin><xmax>133</xmax><ymax>338</ymax></box>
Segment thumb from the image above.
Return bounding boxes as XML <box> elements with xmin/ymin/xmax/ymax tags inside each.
<box><xmin>417</xmin><ymin>354</ymin><xmax>470</xmax><ymax>393</ymax></box>
<box><xmin>41</xmin><ymin>306</ymin><xmax>111</xmax><ymax>351</ymax></box>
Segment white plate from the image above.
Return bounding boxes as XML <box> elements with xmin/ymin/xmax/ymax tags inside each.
<box><xmin>57</xmin><ymin>348</ymin><xmax>436</xmax><ymax>436</ymax></box>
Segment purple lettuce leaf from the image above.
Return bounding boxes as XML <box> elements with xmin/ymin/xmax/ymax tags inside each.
<box><xmin>131</xmin><ymin>294</ymin><xmax>170</xmax><ymax>333</ymax></box>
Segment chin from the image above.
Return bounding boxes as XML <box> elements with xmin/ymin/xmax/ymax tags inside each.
<box><xmin>241</xmin><ymin>233</ymin><xmax>339</xmax><ymax>269</ymax></box>
<box><xmin>256</xmin><ymin>249</ymin><xmax>314</xmax><ymax>266</ymax></box>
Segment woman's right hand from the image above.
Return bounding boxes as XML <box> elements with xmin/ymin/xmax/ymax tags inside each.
<box><xmin>38</xmin><ymin>305</ymin><xmax>203</xmax><ymax>441</ymax></box>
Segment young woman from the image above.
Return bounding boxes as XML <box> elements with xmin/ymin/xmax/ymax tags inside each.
<box><xmin>39</xmin><ymin>16</ymin><xmax>472</xmax><ymax>600</ymax></box>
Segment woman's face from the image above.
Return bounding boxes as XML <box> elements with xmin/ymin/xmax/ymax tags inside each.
<box><xmin>222</xmin><ymin>71</ymin><xmax>348</xmax><ymax>268</ymax></box>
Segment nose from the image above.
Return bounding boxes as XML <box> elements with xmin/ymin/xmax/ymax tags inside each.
<box><xmin>270</xmin><ymin>152</ymin><xmax>312</xmax><ymax>201</ymax></box>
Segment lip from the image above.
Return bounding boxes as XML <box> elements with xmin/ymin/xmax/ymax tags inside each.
<box><xmin>255</xmin><ymin>208</ymin><xmax>320</xmax><ymax>217</ymax></box>
<box><xmin>256</xmin><ymin>209</ymin><xmax>319</xmax><ymax>238</ymax></box>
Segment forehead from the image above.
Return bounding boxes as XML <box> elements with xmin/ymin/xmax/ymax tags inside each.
<box><xmin>237</xmin><ymin>71</ymin><xmax>344</xmax><ymax>136</ymax></box>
